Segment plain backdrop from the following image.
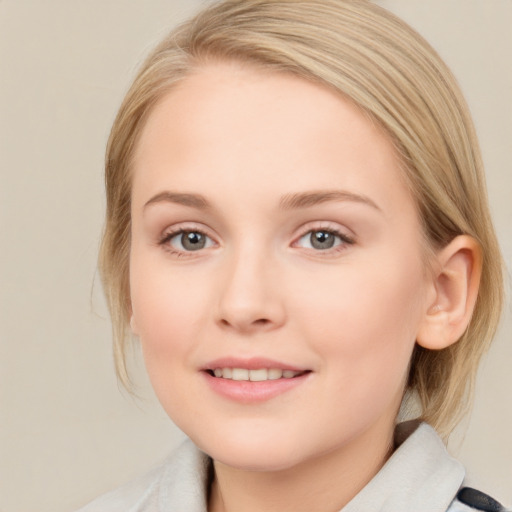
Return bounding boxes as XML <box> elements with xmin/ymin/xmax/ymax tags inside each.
<box><xmin>1</xmin><ymin>1</ymin><xmax>511</xmax><ymax>511</ymax></box>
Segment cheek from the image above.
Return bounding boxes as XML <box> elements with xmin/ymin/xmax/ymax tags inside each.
<box><xmin>291</xmin><ymin>254</ymin><xmax>425</xmax><ymax>392</ymax></box>
<box><xmin>129</xmin><ymin>255</ymin><xmax>208</xmax><ymax>371</ymax></box>
<box><xmin>130</xmin><ymin>267</ymin><xmax>210</xmax><ymax>421</ymax></box>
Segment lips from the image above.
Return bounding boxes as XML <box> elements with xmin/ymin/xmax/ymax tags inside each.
<box><xmin>210</xmin><ymin>367</ymin><xmax>305</xmax><ymax>381</ymax></box>
<box><xmin>201</xmin><ymin>358</ymin><xmax>311</xmax><ymax>402</ymax></box>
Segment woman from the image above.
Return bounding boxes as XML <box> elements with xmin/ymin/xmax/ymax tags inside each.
<box><xmin>79</xmin><ymin>1</ymin><xmax>507</xmax><ymax>510</ymax></box>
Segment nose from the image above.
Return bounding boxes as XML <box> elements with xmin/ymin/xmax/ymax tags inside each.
<box><xmin>215</xmin><ymin>249</ymin><xmax>286</xmax><ymax>334</ymax></box>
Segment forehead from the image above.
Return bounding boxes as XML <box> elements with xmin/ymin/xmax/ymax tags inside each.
<box><xmin>131</xmin><ymin>62</ymin><xmax>413</xmax><ymax>217</ymax></box>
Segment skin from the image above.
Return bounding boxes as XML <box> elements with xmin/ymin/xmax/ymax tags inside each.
<box><xmin>129</xmin><ymin>62</ymin><xmax>455</xmax><ymax>512</ymax></box>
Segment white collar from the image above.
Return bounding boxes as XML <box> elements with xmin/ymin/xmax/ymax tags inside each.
<box><xmin>342</xmin><ymin>421</ymin><xmax>464</xmax><ymax>511</ymax></box>
<box><xmin>157</xmin><ymin>421</ymin><xmax>464</xmax><ymax>512</ymax></box>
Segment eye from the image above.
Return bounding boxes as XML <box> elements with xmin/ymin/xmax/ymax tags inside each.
<box><xmin>296</xmin><ymin>228</ymin><xmax>354</xmax><ymax>251</ymax></box>
<box><xmin>161</xmin><ymin>229</ymin><xmax>215</xmax><ymax>253</ymax></box>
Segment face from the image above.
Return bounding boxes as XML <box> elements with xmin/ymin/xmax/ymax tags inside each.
<box><xmin>129</xmin><ymin>62</ymin><xmax>433</xmax><ymax>472</ymax></box>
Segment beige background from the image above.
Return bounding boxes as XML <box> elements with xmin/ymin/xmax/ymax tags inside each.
<box><xmin>1</xmin><ymin>1</ymin><xmax>511</xmax><ymax>511</ymax></box>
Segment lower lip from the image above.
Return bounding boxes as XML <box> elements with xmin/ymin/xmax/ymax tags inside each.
<box><xmin>202</xmin><ymin>371</ymin><xmax>310</xmax><ymax>403</ymax></box>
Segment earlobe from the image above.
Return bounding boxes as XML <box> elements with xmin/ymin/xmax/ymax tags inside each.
<box><xmin>417</xmin><ymin>235</ymin><xmax>482</xmax><ymax>350</ymax></box>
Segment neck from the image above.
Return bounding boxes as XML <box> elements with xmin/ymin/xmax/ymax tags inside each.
<box><xmin>208</xmin><ymin>422</ymin><xmax>395</xmax><ymax>512</ymax></box>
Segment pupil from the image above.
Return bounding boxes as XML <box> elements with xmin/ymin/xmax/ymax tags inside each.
<box><xmin>182</xmin><ymin>232</ymin><xmax>205</xmax><ymax>251</ymax></box>
<box><xmin>311</xmin><ymin>231</ymin><xmax>334</xmax><ymax>249</ymax></box>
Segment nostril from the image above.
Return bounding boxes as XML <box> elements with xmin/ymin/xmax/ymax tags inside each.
<box><xmin>219</xmin><ymin>317</ymin><xmax>270</xmax><ymax>328</ymax></box>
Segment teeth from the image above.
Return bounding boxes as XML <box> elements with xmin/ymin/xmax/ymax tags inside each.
<box><xmin>249</xmin><ymin>369</ymin><xmax>268</xmax><ymax>381</ymax></box>
<box><xmin>232</xmin><ymin>368</ymin><xmax>249</xmax><ymax>381</ymax></box>
<box><xmin>211</xmin><ymin>368</ymin><xmax>302</xmax><ymax>381</ymax></box>
<box><xmin>268</xmin><ymin>368</ymin><xmax>283</xmax><ymax>380</ymax></box>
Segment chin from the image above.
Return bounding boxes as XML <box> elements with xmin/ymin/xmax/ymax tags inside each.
<box><xmin>192</xmin><ymin>428</ymin><xmax>309</xmax><ymax>472</ymax></box>
<box><xmin>212</xmin><ymin>448</ymin><xmax>303</xmax><ymax>473</ymax></box>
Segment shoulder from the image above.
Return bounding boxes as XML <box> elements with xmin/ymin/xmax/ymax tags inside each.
<box><xmin>74</xmin><ymin>438</ymin><xmax>211</xmax><ymax>512</ymax></box>
<box><xmin>448</xmin><ymin>487</ymin><xmax>510</xmax><ymax>512</ymax></box>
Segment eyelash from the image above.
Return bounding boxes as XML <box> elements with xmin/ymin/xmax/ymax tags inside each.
<box><xmin>158</xmin><ymin>225</ymin><xmax>355</xmax><ymax>258</ymax></box>
<box><xmin>294</xmin><ymin>226</ymin><xmax>355</xmax><ymax>253</ymax></box>
<box><xmin>158</xmin><ymin>227</ymin><xmax>214</xmax><ymax>258</ymax></box>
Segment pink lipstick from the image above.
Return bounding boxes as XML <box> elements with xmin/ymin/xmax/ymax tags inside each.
<box><xmin>201</xmin><ymin>357</ymin><xmax>311</xmax><ymax>403</ymax></box>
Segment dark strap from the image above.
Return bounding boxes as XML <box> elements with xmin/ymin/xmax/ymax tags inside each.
<box><xmin>457</xmin><ymin>487</ymin><xmax>506</xmax><ymax>512</ymax></box>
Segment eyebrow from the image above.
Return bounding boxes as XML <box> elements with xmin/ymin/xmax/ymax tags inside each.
<box><xmin>143</xmin><ymin>189</ymin><xmax>381</xmax><ymax>212</ymax></box>
<box><xmin>279</xmin><ymin>190</ymin><xmax>381</xmax><ymax>211</ymax></box>
<box><xmin>144</xmin><ymin>191</ymin><xmax>211</xmax><ymax>210</ymax></box>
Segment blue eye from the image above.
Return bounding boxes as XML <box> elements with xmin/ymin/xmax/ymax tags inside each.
<box><xmin>162</xmin><ymin>230</ymin><xmax>215</xmax><ymax>252</ymax></box>
<box><xmin>297</xmin><ymin>229</ymin><xmax>353</xmax><ymax>251</ymax></box>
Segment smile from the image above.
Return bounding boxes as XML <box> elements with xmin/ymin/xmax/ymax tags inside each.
<box><xmin>209</xmin><ymin>368</ymin><xmax>306</xmax><ymax>381</ymax></box>
<box><xmin>202</xmin><ymin>360</ymin><xmax>311</xmax><ymax>402</ymax></box>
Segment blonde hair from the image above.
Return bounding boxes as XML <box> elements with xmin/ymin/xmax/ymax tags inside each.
<box><xmin>99</xmin><ymin>0</ymin><xmax>503</xmax><ymax>437</ymax></box>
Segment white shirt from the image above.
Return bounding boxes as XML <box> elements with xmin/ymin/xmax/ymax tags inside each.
<box><xmin>76</xmin><ymin>421</ymin><xmax>494</xmax><ymax>511</ymax></box>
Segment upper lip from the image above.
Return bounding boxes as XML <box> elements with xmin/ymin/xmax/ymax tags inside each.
<box><xmin>202</xmin><ymin>357</ymin><xmax>308</xmax><ymax>372</ymax></box>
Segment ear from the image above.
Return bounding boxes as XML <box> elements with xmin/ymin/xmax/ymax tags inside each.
<box><xmin>417</xmin><ymin>235</ymin><xmax>482</xmax><ymax>350</ymax></box>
